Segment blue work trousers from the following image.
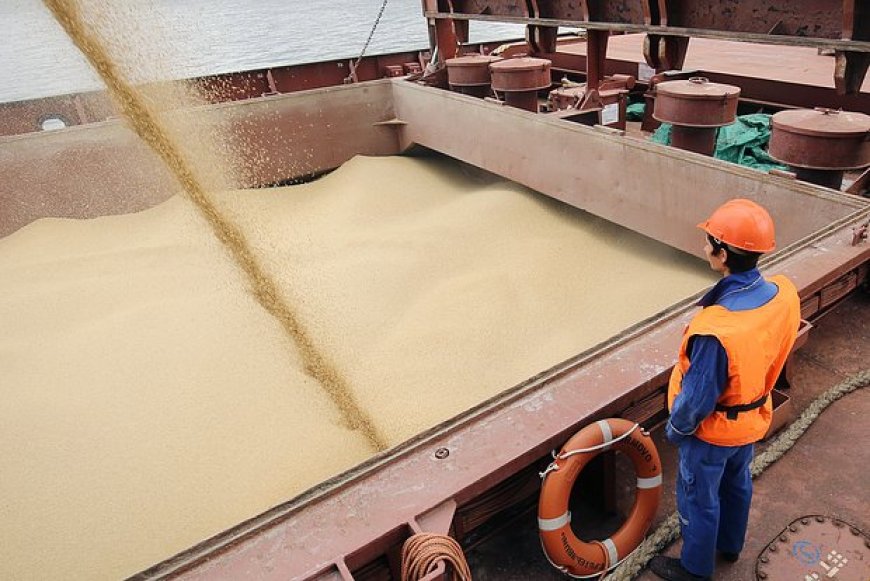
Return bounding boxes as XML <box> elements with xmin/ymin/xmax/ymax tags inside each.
<box><xmin>676</xmin><ymin>436</ymin><xmax>754</xmax><ymax>577</ymax></box>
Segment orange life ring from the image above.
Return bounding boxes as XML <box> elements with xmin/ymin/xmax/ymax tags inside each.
<box><xmin>538</xmin><ymin>418</ymin><xmax>662</xmax><ymax>578</ymax></box>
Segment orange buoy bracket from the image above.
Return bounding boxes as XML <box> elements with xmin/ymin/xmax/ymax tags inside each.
<box><xmin>538</xmin><ymin>418</ymin><xmax>662</xmax><ymax>578</ymax></box>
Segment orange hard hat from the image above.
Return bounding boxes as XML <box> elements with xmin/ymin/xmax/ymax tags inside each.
<box><xmin>697</xmin><ymin>199</ymin><xmax>776</xmax><ymax>253</ymax></box>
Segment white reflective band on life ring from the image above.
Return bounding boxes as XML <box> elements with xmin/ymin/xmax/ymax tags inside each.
<box><xmin>538</xmin><ymin>511</ymin><xmax>571</xmax><ymax>532</ymax></box>
<box><xmin>637</xmin><ymin>475</ymin><xmax>663</xmax><ymax>489</ymax></box>
<box><xmin>602</xmin><ymin>538</ymin><xmax>619</xmax><ymax>566</ymax></box>
<box><xmin>596</xmin><ymin>420</ymin><xmax>613</xmax><ymax>450</ymax></box>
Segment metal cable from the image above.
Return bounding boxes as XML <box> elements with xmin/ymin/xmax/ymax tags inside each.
<box><xmin>602</xmin><ymin>368</ymin><xmax>870</xmax><ymax>581</ymax></box>
<box><xmin>345</xmin><ymin>0</ymin><xmax>389</xmax><ymax>83</ymax></box>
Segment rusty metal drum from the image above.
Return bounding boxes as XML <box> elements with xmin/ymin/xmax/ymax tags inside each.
<box><xmin>445</xmin><ymin>55</ymin><xmax>503</xmax><ymax>87</ymax></box>
<box><xmin>489</xmin><ymin>57</ymin><xmax>552</xmax><ymax>93</ymax></box>
<box><xmin>769</xmin><ymin>108</ymin><xmax>870</xmax><ymax>170</ymax></box>
<box><xmin>653</xmin><ymin>77</ymin><xmax>741</xmax><ymax>128</ymax></box>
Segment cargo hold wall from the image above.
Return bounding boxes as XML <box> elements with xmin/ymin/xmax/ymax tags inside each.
<box><xmin>0</xmin><ymin>80</ymin><xmax>399</xmax><ymax>239</ymax></box>
<box><xmin>391</xmin><ymin>80</ymin><xmax>868</xmax><ymax>260</ymax></box>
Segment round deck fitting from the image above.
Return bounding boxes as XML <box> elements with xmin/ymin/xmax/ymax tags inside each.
<box><xmin>769</xmin><ymin>108</ymin><xmax>870</xmax><ymax>171</ymax></box>
<box><xmin>445</xmin><ymin>55</ymin><xmax>503</xmax><ymax>87</ymax></box>
<box><xmin>756</xmin><ymin>515</ymin><xmax>870</xmax><ymax>581</ymax></box>
<box><xmin>489</xmin><ymin>57</ymin><xmax>552</xmax><ymax>93</ymax></box>
<box><xmin>490</xmin><ymin>57</ymin><xmax>552</xmax><ymax>113</ymax></box>
<box><xmin>653</xmin><ymin>77</ymin><xmax>741</xmax><ymax>128</ymax></box>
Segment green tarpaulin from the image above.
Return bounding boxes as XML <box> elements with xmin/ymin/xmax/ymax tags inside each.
<box><xmin>650</xmin><ymin>113</ymin><xmax>788</xmax><ymax>173</ymax></box>
<box><xmin>626</xmin><ymin>102</ymin><xmax>645</xmax><ymax>122</ymax></box>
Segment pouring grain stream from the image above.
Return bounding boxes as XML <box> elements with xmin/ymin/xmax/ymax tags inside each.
<box><xmin>41</xmin><ymin>0</ymin><xmax>388</xmax><ymax>451</ymax></box>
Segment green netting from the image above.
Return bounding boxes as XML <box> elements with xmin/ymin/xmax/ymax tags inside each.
<box><xmin>650</xmin><ymin>114</ymin><xmax>788</xmax><ymax>173</ymax></box>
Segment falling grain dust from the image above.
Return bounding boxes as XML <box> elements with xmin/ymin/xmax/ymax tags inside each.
<box><xmin>42</xmin><ymin>0</ymin><xmax>388</xmax><ymax>451</ymax></box>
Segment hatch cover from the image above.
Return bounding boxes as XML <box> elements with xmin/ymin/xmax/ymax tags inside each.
<box><xmin>755</xmin><ymin>515</ymin><xmax>869</xmax><ymax>580</ymax></box>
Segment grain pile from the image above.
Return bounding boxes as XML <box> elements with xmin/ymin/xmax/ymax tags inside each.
<box><xmin>5</xmin><ymin>3</ymin><xmax>719</xmax><ymax>578</ymax></box>
<box><xmin>41</xmin><ymin>0</ymin><xmax>385</xmax><ymax>451</ymax></box>
<box><xmin>0</xmin><ymin>154</ymin><xmax>715</xmax><ymax>580</ymax></box>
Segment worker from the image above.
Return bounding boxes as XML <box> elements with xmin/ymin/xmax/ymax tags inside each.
<box><xmin>649</xmin><ymin>199</ymin><xmax>800</xmax><ymax>581</ymax></box>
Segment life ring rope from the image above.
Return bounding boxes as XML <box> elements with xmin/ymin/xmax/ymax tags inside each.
<box><xmin>538</xmin><ymin>421</ymin><xmax>642</xmax><ymax>479</ymax></box>
<box><xmin>559</xmin><ymin>422</ymin><xmax>641</xmax><ymax>458</ymax></box>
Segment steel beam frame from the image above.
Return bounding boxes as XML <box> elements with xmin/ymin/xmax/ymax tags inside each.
<box><xmin>423</xmin><ymin>0</ymin><xmax>870</xmax><ymax>93</ymax></box>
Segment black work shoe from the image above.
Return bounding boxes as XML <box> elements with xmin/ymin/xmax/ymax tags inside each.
<box><xmin>720</xmin><ymin>551</ymin><xmax>740</xmax><ymax>563</ymax></box>
<box><xmin>649</xmin><ymin>556</ymin><xmax>710</xmax><ymax>581</ymax></box>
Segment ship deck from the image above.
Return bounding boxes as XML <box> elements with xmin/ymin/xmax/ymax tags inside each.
<box><xmin>541</xmin><ymin>33</ymin><xmax>870</xmax><ymax>113</ymax></box>
<box><xmin>468</xmin><ymin>289</ymin><xmax>870</xmax><ymax>580</ymax></box>
<box><xmin>562</xmin><ymin>33</ymin><xmax>870</xmax><ymax>92</ymax></box>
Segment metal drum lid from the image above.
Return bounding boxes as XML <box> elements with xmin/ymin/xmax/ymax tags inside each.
<box><xmin>655</xmin><ymin>77</ymin><xmax>741</xmax><ymax>100</ymax></box>
<box><xmin>489</xmin><ymin>57</ymin><xmax>552</xmax><ymax>92</ymax></box>
<box><xmin>771</xmin><ymin>108</ymin><xmax>870</xmax><ymax>138</ymax></box>
<box><xmin>445</xmin><ymin>55</ymin><xmax>503</xmax><ymax>87</ymax></box>
<box><xmin>653</xmin><ymin>77</ymin><xmax>740</xmax><ymax>127</ymax></box>
<box><xmin>769</xmin><ymin>108</ymin><xmax>870</xmax><ymax>170</ymax></box>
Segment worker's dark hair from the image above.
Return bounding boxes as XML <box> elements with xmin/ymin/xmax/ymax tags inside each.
<box><xmin>707</xmin><ymin>234</ymin><xmax>761</xmax><ymax>273</ymax></box>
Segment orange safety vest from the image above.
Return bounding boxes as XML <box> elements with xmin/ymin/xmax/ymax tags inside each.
<box><xmin>668</xmin><ymin>274</ymin><xmax>800</xmax><ymax>446</ymax></box>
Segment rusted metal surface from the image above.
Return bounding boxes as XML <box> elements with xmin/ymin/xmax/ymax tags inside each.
<box><xmin>445</xmin><ymin>55</ymin><xmax>502</xmax><ymax>91</ymax></box>
<box><xmin>585</xmin><ymin>30</ymin><xmax>610</xmax><ymax>91</ymax></box>
<box><xmin>835</xmin><ymin>50</ymin><xmax>870</xmax><ymax>95</ymax></box>
<box><xmin>426</xmin><ymin>0</ymin><xmax>870</xmax><ymax>45</ymax></box>
<box><xmin>489</xmin><ymin>57</ymin><xmax>552</xmax><ymax>92</ymax></box>
<box><xmin>846</xmin><ymin>167</ymin><xmax>870</xmax><ymax>196</ymax></box>
<box><xmin>777</xmin><ymin>319</ymin><xmax>813</xmax><ymax>390</ymax></box>
<box><xmin>670</xmin><ymin>126</ymin><xmax>719</xmax><ymax>157</ymax></box>
<box><xmin>653</xmin><ymin>78</ymin><xmax>740</xmax><ymax>127</ymax></box>
<box><xmin>662</xmin><ymin>0</ymin><xmax>844</xmax><ymax>38</ymax></box>
<box><xmin>0</xmin><ymin>49</ymin><xmax>434</xmax><ymax>137</ymax></box>
<box><xmin>427</xmin><ymin>1</ymin><xmax>870</xmax><ymax>94</ymax></box>
<box><xmin>769</xmin><ymin>109</ymin><xmax>870</xmax><ymax>170</ymax></box>
<box><xmin>384</xmin><ymin>64</ymin><xmax>405</xmax><ymax>78</ymax></box>
<box><xmin>0</xmin><ymin>81</ymin><xmax>400</xmax><ymax>238</ymax></box>
<box><xmin>490</xmin><ymin>57</ymin><xmax>552</xmax><ymax>111</ymax></box>
<box><xmin>756</xmin><ymin>516</ymin><xmax>870</xmax><ymax>581</ymax></box>
<box><xmin>0</xmin><ymin>89</ymin><xmax>115</xmax><ymax>136</ymax></box>
<box><xmin>769</xmin><ymin>108</ymin><xmax>870</xmax><ymax>189</ymax></box>
<box><xmin>548</xmin><ymin>75</ymin><xmax>632</xmax><ymax>130</ymax></box>
<box><xmin>644</xmin><ymin>34</ymin><xmax>690</xmax><ymax>72</ymax></box>
<box><xmin>404</xmin><ymin>62</ymin><xmax>424</xmax><ymax>75</ymax></box>
<box><xmin>547</xmin><ymin>87</ymin><xmax>629</xmax><ymax>130</ymax></box>
<box><xmin>761</xmin><ymin>389</ymin><xmax>793</xmax><ymax>441</ymax></box>
<box><xmin>550</xmin><ymin>34</ymin><xmax>870</xmax><ymax>113</ymax></box>
<box><xmin>652</xmin><ymin>77</ymin><xmax>740</xmax><ymax>155</ymax></box>
<box><xmin>794</xmin><ymin>168</ymin><xmax>848</xmax><ymax>190</ymax></box>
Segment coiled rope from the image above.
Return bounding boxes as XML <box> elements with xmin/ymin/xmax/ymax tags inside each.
<box><xmin>401</xmin><ymin>533</ymin><xmax>472</xmax><ymax>581</ymax></box>
<box><xmin>602</xmin><ymin>368</ymin><xmax>870</xmax><ymax>581</ymax></box>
